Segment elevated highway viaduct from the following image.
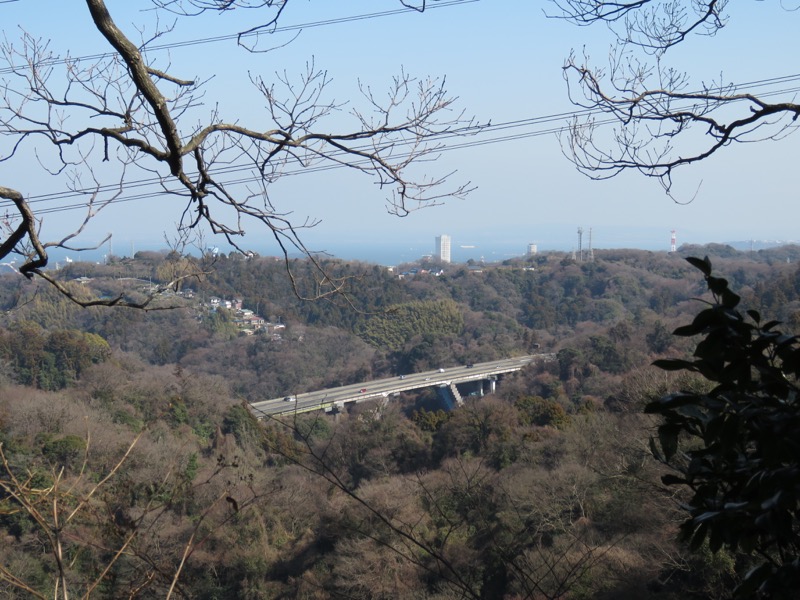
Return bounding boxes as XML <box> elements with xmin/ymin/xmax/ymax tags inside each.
<box><xmin>249</xmin><ymin>353</ymin><xmax>555</xmax><ymax>418</ymax></box>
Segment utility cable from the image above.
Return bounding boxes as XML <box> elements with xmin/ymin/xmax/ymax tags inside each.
<box><xmin>0</xmin><ymin>0</ymin><xmax>479</xmax><ymax>76</ymax></box>
<box><xmin>4</xmin><ymin>77</ymin><xmax>800</xmax><ymax>215</ymax></box>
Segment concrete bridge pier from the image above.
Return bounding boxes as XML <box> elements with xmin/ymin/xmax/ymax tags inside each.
<box><xmin>449</xmin><ymin>383</ymin><xmax>464</xmax><ymax>407</ymax></box>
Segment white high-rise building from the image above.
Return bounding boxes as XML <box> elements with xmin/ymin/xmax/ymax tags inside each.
<box><xmin>435</xmin><ymin>234</ymin><xmax>451</xmax><ymax>263</ymax></box>
<box><xmin>527</xmin><ymin>243</ymin><xmax>538</xmax><ymax>256</ymax></box>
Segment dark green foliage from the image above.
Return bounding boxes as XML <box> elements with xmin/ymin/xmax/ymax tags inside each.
<box><xmin>203</xmin><ymin>307</ymin><xmax>238</xmax><ymax>339</ymax></box>
<box><xmin>588</xmin><ymin>334</ymin><xmax>631</xmax><ymax>374</ymax></box>
<box><xmin>557</xmin><ymin>347</ymin><xmax>584</xmax><ymax>381</ymax></box>
<box><xmin>646</xmin><ymin>320</ymin><xmax>673</xmax><ymax>353</ymax></box>
<box><xmin>0</xmin><ymin>322</ymin><xmax>110</xmax><ymax>389</ymax></box>
<box><xmin>357</xmin><ymin>299</ymin><xmax>464</xmax><ymax>351</ymax></box>
<box><xmin>222</xmin><ymin>404</ymin><xmax>262</xmax><ymax>448</ymax></box>
<box><xmin>41</xmin><ymin>435</ymin><xmax>86</xmax><ymax>469</ymax></box>
<box><xmin>412</xmin><ymin>407</ymin><xmax>449</xmax><ymax>432</ymax></box>
<box><xmin>169</xmin><ymin>398</ymin><xmax>189</xmax><ymax>426</ymax></box>
<box><xmin>184</xmin><ymin>452</ymin><xmax>199</xmax><ymax>482</ymax></box>
<box><xmin>515</xmin><ymin>395</ymin><xmax>570</xmax><ymax>428</ymax></box>
<box><xmin>648</xmin><ymin>256</ymin><xmax>800</xmax><ymax>598</ymax></box>
<box><xmin>202</xmin><ymin>256</ymin><xmax>411</xmax><ymax>331</ymax></box>
<box><xmin>393</xmin><ymin>331</ymin><xmax>456</xmax><ymax>373</ymax></box>
<box><xmin>294</xmin><ymin>413</ymin><xmax>332</xmax><ymax>443</ymax></box>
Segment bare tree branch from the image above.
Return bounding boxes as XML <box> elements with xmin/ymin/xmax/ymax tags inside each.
<box><xmin>550</xmin><ymin>0</ymin><xmax>729</xmax><ymax>53</ymax></box>
<box><xmin>0</xmin><ymin>0</ymin><xmax>475</xmax><ymax>307</ymax></box>
<box><xmin>552</xmin><ymin>1</ymin><xmax>800</xmax><ymax>197</ymax></box>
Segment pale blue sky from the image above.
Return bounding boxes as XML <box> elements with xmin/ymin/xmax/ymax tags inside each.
<box><xmin>2</xmin><ymin>0</ymin><xmax>798</xmax><ymax>260</ymax></box>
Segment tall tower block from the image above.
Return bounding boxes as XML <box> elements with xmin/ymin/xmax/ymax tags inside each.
<box><xmin>435</xmin><ymin>234</ymin><xmax>451</xmax><ymax>263</ymax></box>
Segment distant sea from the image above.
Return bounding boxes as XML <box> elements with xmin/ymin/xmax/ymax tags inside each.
<box><xmin>45</xmin><ymin>239</ymin><xmax>554</xmax><ymax>268</ymax></box>
<box><xmin>41</xmin><ymin>235</ymin><xmax>798</xmax><ymax>269</ymax></box>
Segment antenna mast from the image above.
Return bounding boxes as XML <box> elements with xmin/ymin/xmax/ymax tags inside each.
<box><xmin>670</xmin><ymin>230</ymin><xmax>677</xmax><ymax>253</ymax></box>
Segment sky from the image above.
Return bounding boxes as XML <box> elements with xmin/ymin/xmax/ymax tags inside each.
<box><xmin>2</xmin><ymin>0</ymin><xmax>799</xmax><ymax>264</ymax></box>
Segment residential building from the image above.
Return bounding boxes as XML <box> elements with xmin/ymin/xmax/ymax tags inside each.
<box><xmin>435</xmin><ymin>234</ymin><xmax>451</xmax><ymax>263</ymax></box>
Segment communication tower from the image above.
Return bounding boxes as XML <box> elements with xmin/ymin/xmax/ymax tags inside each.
<box><xmin>588</xmin><ymin>228</ymin><xmax>594</xmax><ymax>262</ymax></box>
<box><xmin>577</xmin><ymin>227</ymin><xmax>583</xmax><ymax>262</ymax></box>
<box><xmin>670</xmin><ymin>230</ymin><xmax>677</xmax><ymax>253</ymax></box>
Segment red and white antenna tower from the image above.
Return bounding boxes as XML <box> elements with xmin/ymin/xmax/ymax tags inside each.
<box><xmin>670</xmin><ymin>230</ymin><xmax>677</xmax><ymax>253</ymax></box>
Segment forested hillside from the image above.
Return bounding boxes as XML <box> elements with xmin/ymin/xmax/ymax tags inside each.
<box><xmin>1</xmin><ymin>245</ymin><xmax>800</xmax><ymax>598</ymax></box>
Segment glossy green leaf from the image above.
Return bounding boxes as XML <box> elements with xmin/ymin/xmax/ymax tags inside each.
<box><xmin>661</xmin><ymin>474</ymin><xmax>687</xmax><ymax>485</ymax></box>
<box><xmin>685</xmin><ymin>256</ymin><xmax>712</xmax><ymax>276</ymax></box>
<box><xmin>648</xmin><ymin>436</ymin><xmax>664</xmax><ymax>462</ymax></box>
<box><xmin>658</xmin><ymin>424</ymin><xmax>680</xmax><ymax>461</ymax></box>
<box><xmin>652</xmin><ymin>358</ymin><xmax>695</xmax><ymax>371</ymax></box>
<box><xmin>689</xmin><ymin>522</ymin><xmax>709</xmax><ymax>551</ymax></box>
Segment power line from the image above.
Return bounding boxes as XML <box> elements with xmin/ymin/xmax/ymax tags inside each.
<box><xmin>1</xmin><ymin>106</ymin><xmax>589</xmax><ymax>208</ymax></box>
<box><xmin>0</xmin><ymin>119</ymin><xmax>578</xmax><ymax>218</ymax></box>
<box><xmin>5</xmin><ymin>74</ymin><xmax>800</xmax><ymax>217</ymax></box>
<box><xmin>0</xmin><ymin>110</ymin><xmax>588</xmax><ymax>215</ymax></box>
<box><xmin>3</xmin><ymin>103</ymin><xmax>799</xmax><ymax>218</ymax></box>
<box><xmin>3</xmin><ymin>1</ymin><xmax>798</xmax><ymax>216</ymax></box>
<box><xmin>0</xmin><ymin>0</ymin><xmax>479</xmax><ymax>76</ymax></box>
<box><xmin>17</xmin><ymin>70</ymin><xmax>800</xmax><ymax>206</ymax></box>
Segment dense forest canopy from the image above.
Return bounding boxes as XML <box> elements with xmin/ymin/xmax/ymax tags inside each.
<box><xmin>2</xmin><ymin>245</ymin><xmax>800</xmax><ymax>597</ymax></box>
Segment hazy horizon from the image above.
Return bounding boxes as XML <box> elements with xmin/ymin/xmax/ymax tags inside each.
<box><xmin>38</xmin><ymin>229</ymin><xmax>799</xmax><ymax>270</ymax></box>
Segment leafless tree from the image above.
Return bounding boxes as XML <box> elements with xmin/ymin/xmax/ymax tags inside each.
<box><xmin>0</xmin><ymin>424</ymin><xmax>267</xmax><ymax>599</ymax></box>
<box><xmin>0</xmin><ymin>0</ymin><xmax>474</xmax><ymax>306</ymax></box>
<box><xmin>552</xmin><ymin>0</ymin><xmax>800</xmax><ymax>197</ymax></box>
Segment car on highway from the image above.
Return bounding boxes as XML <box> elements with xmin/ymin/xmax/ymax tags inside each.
<box><xmin>360</xmin><ymin>388</ymin><xmax>367</xmax><ymax>393</ymax></box>
<box><xmin>465</xmin><ymin>364</ymin><xmax>474</xmax><ymax>368</ymax></box>
<box><xmin>438</xmin><ymin>368</ymin><xmax>445</xmax><ymax>373</ymax></box>
<box><xmin>399</xmin><ymin>375</ymin><xmax>406</xmax><ymax>380</ymax></box>
<box><xmin>283</xmin><ymin>396</ymin><xmax>294</xmax><ymax>402</ymax></box>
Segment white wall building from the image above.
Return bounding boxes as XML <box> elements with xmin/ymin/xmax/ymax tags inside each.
<box><xmin>435</xmin><ymin>234</ymin><xmax>451</xmax><ymax>263</ymax></box>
